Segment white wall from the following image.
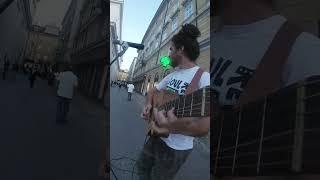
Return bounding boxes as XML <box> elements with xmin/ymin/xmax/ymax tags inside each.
<box><xmin>110</xmin><ymin>27</ymin><xmax>120</xmax><ymax>83</ymax></box>
<box><xmin>32</xmin><ymin>0</ymin><xmax>72</xmax><ymax>28</ymax></box>
<box><xmin>110</xmin><ymin>0</ymin><xmax>123</xmax><ymax>40</ymax></box>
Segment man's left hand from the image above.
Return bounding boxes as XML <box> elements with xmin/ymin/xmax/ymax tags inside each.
<box><xmin>153</xmin><ymin>108</ymin><xmax>169</xmax><ymax>127</ymax></box>
<box><xmin>153</xmin><ymin>107</ymin><xmax>178</xmax><ymax>127</ymax></box>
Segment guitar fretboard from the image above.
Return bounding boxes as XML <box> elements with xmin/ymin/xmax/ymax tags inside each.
<box><xmin>158</xmin><ymin>86</ymin><xmax>210</xmax><ymax>117</ymax></box>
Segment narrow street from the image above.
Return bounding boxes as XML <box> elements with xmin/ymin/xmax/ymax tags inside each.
<box><xmin>110</xmin><ymin>86</ymin><xmax>210</xmax><ymax>180</ymax></box>
<box><xmin>0</xmin><ymin>72</ymin><xmax>106</xmax><ymax>180</ymax></box>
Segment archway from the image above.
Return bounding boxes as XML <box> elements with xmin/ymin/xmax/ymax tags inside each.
<box><xmin>154</xmin><ymin>73</ymin><xmax>159</xmax><ymax>88</ymax></box>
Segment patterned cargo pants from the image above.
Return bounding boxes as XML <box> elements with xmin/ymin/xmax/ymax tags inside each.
<box><xmin>136</xmin><ymin>136</ymin><xmax>192</xmax><ymax>180</ymax></box>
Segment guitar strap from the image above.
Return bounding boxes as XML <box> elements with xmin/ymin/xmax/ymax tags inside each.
<box><xmin>237</xmin><ymin>21</ymin><xmax>302</xmax><ymax>106</ymax></box>
<box><xmin>185</xmin><ymin>67</ymin><xmax>204</xmax><ymax>95</ymax></box>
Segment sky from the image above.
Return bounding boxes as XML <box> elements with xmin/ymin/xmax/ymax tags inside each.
<box><xmin>33</xmin><ymin>0</ymin><xmax>72</xmax><ymax>28</ymax></box>
<box><xmin>120</xmin><ymin>0</ymin><xmax>162</xmax><ymax>71</ymax></box>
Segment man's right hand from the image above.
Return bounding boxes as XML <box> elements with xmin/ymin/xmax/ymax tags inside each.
<box><xmin>140</xmin><ymin>104</ymin><xmax>152</xmax><ymax>120</ymax></box>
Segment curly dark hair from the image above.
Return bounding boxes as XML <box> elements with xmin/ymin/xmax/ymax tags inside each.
<box><xmin>171</xmin><ymin>24</ymin><xmax>201</xmax><ymax>61</ymax></box>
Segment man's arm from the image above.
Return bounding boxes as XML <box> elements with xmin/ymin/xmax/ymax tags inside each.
<box><xmin>140</xmin><ymin>87</ymin><xmax>158</xmax><ymax>119</ymax></box>
<box><xmin>169</xmin><ymin>117</ymin><xmax>210</xmax><ymax>137</ymax></box>
<box><xmin>145</xmin><ymin>87</ymin><xmax>157</xmax><ymax>105</ymax></box>
<box><xmin>153</xmin><ymin>108</ymin><xmax>210</xmax><ymax>137</ymax></box>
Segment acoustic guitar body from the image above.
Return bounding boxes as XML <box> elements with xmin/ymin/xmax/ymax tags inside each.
<box><xmin>147</xmin><ymin>89</ymin><xmax>178</xmax><ymax>137</ymax></box>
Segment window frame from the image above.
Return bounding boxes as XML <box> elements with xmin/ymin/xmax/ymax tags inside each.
<box><xmin>172</xmin><ymin>13</ymin><xmax>178</xmax><ymax>31</ymax></box>
<box><xmin>162</xmin><ymin>25</ymin><xmax>168</xmax><ymax>40</ymax></box>
<box><xmin>184</xmin><ymin>0</ymin><xmax>193</xmax><ymax>20</ymax></box>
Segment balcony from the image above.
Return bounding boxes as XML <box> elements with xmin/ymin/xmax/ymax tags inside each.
<box><xmin>170</xmin><ymin>5</ymin><xmax>180</xmax><ymax>18</ymax></box>
<box><xmin>164</xmin><ymin>18</ymin><xmax>171</xmax><ymax>27</ymax></box>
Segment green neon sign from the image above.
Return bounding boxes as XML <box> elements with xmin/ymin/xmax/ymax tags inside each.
<box><xmin>160</xmin><ymin>56</ymin><xmax>171</xmax><ymax>69</ymax></box>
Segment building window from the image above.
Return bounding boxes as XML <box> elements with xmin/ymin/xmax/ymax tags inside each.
<box><xmin>172</xmin><ymin>14</ymin><xmax>178</xmax><ymax>31</ymax></box>
<box><xmin>90</xmin><ymin>5</ymin><xmax>95</xmax><ymax>16</ymax></box>
<box><xmin>184</xmin><ymin>0</ymin><xmax>193</xmax><ymax>20</ymax></box>
<box><xmin>318</xmin><ymin>20</ymin><xmax>320</xmax><ymax>38</ymax></box>
<box><xmin>150</xmin><ymin>41</ymin><xmax>154</xmax><ymax>52</ymax></box>
<box><xmin>173</xmin><ymin>0</ymin><xmax>179</xmax><ymax>11</ymax></box>
<box><xmin>154</xmin><ymin>73</ymin><xmax>159</xmax><ymax>87</ymax></box>
<box><xmin>162</xmin><ymin>25</ymin><xmax>168</xmax><ymax>41</ymax></box>
<box><xmin>155</xmin><ymin>40</ymin><xmax>159</xmax><ymax>50</ymax></box>
<box><xmin>16</xmin><ymin>1</ymin><xmax>21</xmax><ymax>12</ymax></box>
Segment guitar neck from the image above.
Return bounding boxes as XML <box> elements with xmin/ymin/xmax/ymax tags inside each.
<box><xmin>158</xmin><ymin>86</ymin><xmax>210</xmax><ymax>118</ymax></box>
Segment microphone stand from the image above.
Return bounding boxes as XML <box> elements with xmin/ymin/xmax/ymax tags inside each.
<box><xmin>109</xmin><ymin>47</ymin><xmax>128</xmax><ymax>66</ymax></box>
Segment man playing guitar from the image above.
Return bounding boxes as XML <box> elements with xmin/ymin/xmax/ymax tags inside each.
<box><xmin>138</xmin><ymin>24</ymin><xmax>210</xmax><ymax>180</ymax></box>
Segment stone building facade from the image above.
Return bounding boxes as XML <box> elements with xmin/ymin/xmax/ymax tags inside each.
<box><xmin>132</xmin><ymin>0</ymin><xmax>210</xmax><ymax>95</ymax></box>
<box><xmin>68</xmin><ymin>0</ymin><xmax>107</xmax><ymax>102</ymax></box>
<box><xmin>0</xmin><ymin>0</ymin><xmax>34</xmax><ymax>65</ymax></box>
<box><xmin>110</xmin><ymin>0</ymin><xmax>124</xmax><ymax>84</ymax></box>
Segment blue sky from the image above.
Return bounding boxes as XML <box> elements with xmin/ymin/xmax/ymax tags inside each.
<box><xmin>120</xmin><ymin>0</ymin><xmax>162</xmax><ymax>71</ymax></box>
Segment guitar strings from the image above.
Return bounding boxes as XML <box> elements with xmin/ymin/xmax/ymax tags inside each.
<box><xmin>161</xmin><ymin>92</ymin><xmax>210</xmax><ymax>109</ymax></box>
<box><xmin>160</xmin><ymin>92</ymin><xmax>207</xmax><ymax>110</ymax></box>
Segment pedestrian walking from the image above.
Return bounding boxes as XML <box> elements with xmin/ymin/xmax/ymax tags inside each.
<box><xmin>55</xmin><ymin>65</ymin><xmax>78</xmax><ymax>124</ymax></box>
<box><xmin>47</xmin><ymin>69</ymin><xmax>54</xmax><ymax>86</ymax></box>
<box><xmin>118</xmin><ymin>82</ymin><xmax>122</xmax><ymax>90</ymax></box>
<box><xmin>3</xmin><ymin>59</ymin><xmax>9</xmax><ymax>80</ymax></box>
<box><xmin>23</xmin><ymin>63</ymin><xmax>27</xmax><ymax>74</ymax></box>
<box><xmin>29</xmin><ymin>68</ymin><xmax>37</xmax><ymax>88</ymax></box>
<box><xmin>11</xmin><ymin>61</ymin><xmax>18</xmax><ymax>80</ymax></box>
<box><xmin>127</xmin><ymin>82</ymin><xmax>134</xmax><ymax>101</ymax></box>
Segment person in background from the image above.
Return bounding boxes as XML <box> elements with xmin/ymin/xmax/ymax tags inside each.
<box><xmin>29</xmin><ymin>66</ymin><xmax>37</xmax><ymax>88</ymax></box>
<box><xmin>47</xmin><ymin>68</ymin><xmax>55</xmax><ymax>87</ymax></box>
<box><xmin>55</xmin><ymin>65</ymin><xmax>78</xmax><ymax>124</ymax></box>
<box><xmin>3</xmin><ymin>57</ymin><xmax>9</xmax><ymax>80</ymax></box>
<box><xmin>118</xmin><ymin>81</ymin><xmax>122</xmax><ymax>90</ymax></box>
<box><xmin>127</xmin><ymin>81</ymin><xmax>135</xmax><ymax>101</ymax></box>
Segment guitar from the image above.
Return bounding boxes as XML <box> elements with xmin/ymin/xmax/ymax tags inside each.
<box><xmin>212</xmin><ymin>76</ymin><xmax>320</xmax><ymax>178</ymax></box>
<box><xmin>146</xmin><ymin>86</ymin><xmax>211</xmax><ymax>137</ymax></box>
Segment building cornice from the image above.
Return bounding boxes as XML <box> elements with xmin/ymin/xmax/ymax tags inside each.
<box><xmin>141</xmin><ymin>0</ymin><xmax>168</xmax><ymax>44</ymax></box>
<box><xmin>62</xmin><ymin>0</ymin><xmax>76</xmax><ymax>25</ymax></box>
<box><xmin>139</xmin><ymin>4</ymin><xmax>210</xmax><ymax>63</ymax></box>
<box><xmin>22</xmin><ymin>0</ymin><xmax>33</xmax><ymax>30</ymax></box>
<box><xmin>110</xmin><ymin>0</ymin><xmax>124</xmax><ymax>3</ymax></box>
